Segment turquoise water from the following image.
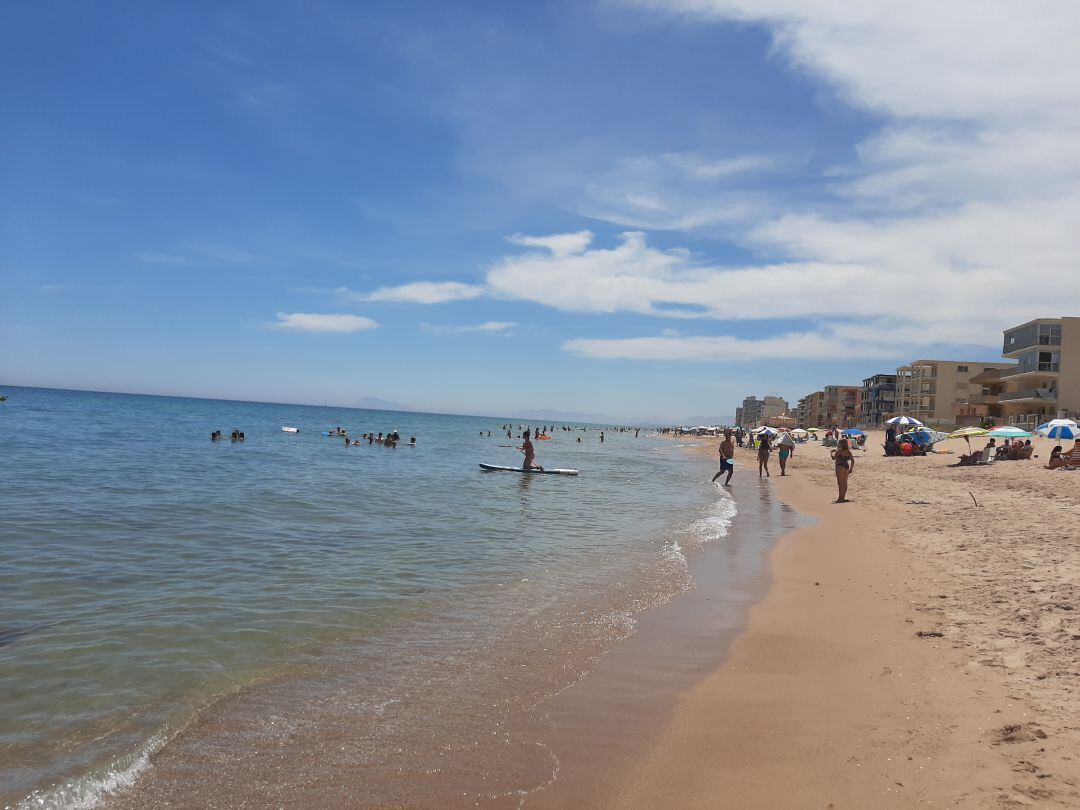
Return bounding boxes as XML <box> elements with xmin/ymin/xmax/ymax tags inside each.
<box><xmin>0</xmin><ymin>387</ymin><xmax>732</xmax><ymax>807</ymax></box>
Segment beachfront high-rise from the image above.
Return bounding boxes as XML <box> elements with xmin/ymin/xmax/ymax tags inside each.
<box><xmin>822</xmin><ymin>385</ymin><xmax>861</xmax><ymax>428</ymax></box>
<box><xmin>894</xmin><ymin>359</ymin><xmax>1015</xmax><ymax>426</ymax></box>
<box><xmin>796</xmin><ymin>390</ymin><xmax>824</xmax><ymax>427</ymax></box>
<box><xmin>736</xmin><ymin>395</ymin><xmax>789</xmax><ymax>428</ymax></box>
<box><xmin>859</xmin><ymin>374</ymin><xmax>897</xmax><ymax>427</ymax></box>
<box><xmin>999</xmin><ymin>317</ymin><xmax>1080</xmax><ymax>428</ymax></box>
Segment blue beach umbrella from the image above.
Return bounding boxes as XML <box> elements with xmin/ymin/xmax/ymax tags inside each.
<box><xmin>903</xmin><ymin>429</ymin><xmax>934</xmax><ymax>446</ymax></box>
<box><xmin>842</xmin><ymin>428</ymin><xmax>866</xmax><ymax>436</ymax></box>
<box><xmin>886</xmin><ymin>415</ymin><xmax>924</xmax><ymax>427</ymax></box>
<box><xmin>1035</xmin><ymin>419</ymin><xmax>1078</xmax><ymax>440</ymax></box>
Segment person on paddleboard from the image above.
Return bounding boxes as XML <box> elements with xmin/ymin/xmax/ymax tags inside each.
<box><xmin>518</xmin><ymin>430</ymin><xmax>544</xmax><ymax>471</ymax></box>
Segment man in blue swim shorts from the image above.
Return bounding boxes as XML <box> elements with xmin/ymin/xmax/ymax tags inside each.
<box><xmin>711</xmin><ymin>429</ymin><xmax>735</xmax><ymax>486</ymax></box>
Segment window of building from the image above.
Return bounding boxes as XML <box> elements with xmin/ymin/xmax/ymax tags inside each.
<box><xmin>957</xmin><ymin>365</ymin><xmax>968</xmax><ymax>372</ymax></box>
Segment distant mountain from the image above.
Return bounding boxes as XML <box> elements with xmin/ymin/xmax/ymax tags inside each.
<box><xmin>683</xmin><ymin>415</ymin><xmax>736</xmax><ymax>427</ymax></box>
<box><xmin>509</xmin><ymin>408</ymin><xmax>624</xmax><ymax>425</ymax></box>
<box><xmin>355</xmin><ymin>396</ymin><xmax>416</xmax><ymax>412</ymax></box>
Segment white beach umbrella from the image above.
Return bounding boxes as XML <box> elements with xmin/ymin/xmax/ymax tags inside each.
<box><xmin>1035</xmin><ymin>418</ymin><xmax>1078</xmax><ymax>440</ymax></box>
<box><xmin>885</xmin><ymin>415</ymin><xmax>924</xmax><ymax>426</ymax></box>
<box><xmin>790</xmin><ymin>428</ymin><xmax>809</xmax><ymax>438</ymax></box>
<box><xmin>753</xmin><ymin>426</ymin><xmax>779</xmax><ymax>436</ymax></box>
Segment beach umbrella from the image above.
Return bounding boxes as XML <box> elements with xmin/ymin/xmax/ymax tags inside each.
<box><xmin>842</xmin><ymin>428</ymin><xmax>866</xmax><ymax>436</ymax></box>
<box><xmin>791</xmin><ymin>428</ymin><xmax>809</xmax><ymax>438</ymax></box>
<box><xmin>753</xmin><ymin>426</ymin><xmax>779</xmax><ymax>436</ymax></box>
<box><xmin>986</xmin><ymin>426</ymin><xmax>1031</xmax><ymax>439</ymax></box>
<box><xmin>1035</xmin><ymin>418</ymin><xmax>1078</xmax><ymax>440</ymax></box>
<box><xmin>903</xmin><ymin>429</ymin><xmax>934</xmax><ymax>447</ymax></box>
<box><xmin>805</xmin><ymin>427</ymin><xmax>825</xmax><ymax>433</ymax></box>
<box><xmin>886</xmin><ymin>415</ymin><xmax>924</xmax><ymax>426</ymax></box>
<box><xmin>948</xmin><ymin>425</ymin><xmax>988</xmax><ymax>449</ymax></box>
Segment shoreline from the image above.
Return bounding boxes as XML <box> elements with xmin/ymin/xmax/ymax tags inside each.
<box><xmin>526</xmin><ymin>451</ymin><xmax>806</xmax><ymax>808</ymax></box>
<box><xmin>605</xmin><ymin>432</ymin><xmax>1080</xmax><ymax>808</ymax></box>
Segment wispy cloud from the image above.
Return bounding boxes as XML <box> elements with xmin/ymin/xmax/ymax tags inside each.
<box><xmin>135</xmin><ymin>251</ymin><xmax>188</xmax><ymax>266</ymax></box>
<box><xmin>40</xmin><ymin>282</ymin><xmax>73</xmax><ymax>293</ymax></box>
<box><xmin>271</xmin><ymin>313</ymin><xmax>381</xmax><ymax>333</ymax></box>
<box><xmin>358</xmin><ymin>281</ymin><xmax>485</xmax><ymax>304</ymax></box>
<box><xmin>564</xmin><ymin>331</ymin><xmax>899</xmax><ymax>362</ymax></box>
<box><xmin>421</xmin><ymin>320</ymin><xmax>516</xmax><ymax>335</ymax></box>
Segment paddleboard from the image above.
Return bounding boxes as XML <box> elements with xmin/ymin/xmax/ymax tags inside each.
<box><xmin>282</xmin><ymin>426</ymin><xmax>299</xmax><ymax>433</ymax></box>
<box><xmin>479</xmin><ymin>463</ymin><xmax>578</xmax><ymax>476</ymax></box>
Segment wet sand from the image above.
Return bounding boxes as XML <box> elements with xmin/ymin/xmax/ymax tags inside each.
<box><xmin>526</xmin><ymin>474</ymin><xmax>806</xmax><ymax>808</ymax></box>
<box><xmin>609</xmin><ymin>433</ymin><xmax>1080</xmax><ymax>808</ymax></box>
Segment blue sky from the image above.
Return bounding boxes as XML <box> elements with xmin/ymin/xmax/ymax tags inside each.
<box><xmin>3</xmin><ymin>1</ymin><xmax>1078</xmax><ymax>421</ymax></box>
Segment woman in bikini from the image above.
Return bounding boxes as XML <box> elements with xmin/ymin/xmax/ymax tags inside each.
<box><xmin>831</xmin><ymin>437</ymin><xmax>855</xmax><ymax>503</ymax></box>
<box><xmin>757</xmin><ymin>434</ymin><xmax>772</xmax><ymax>478</ymax></box>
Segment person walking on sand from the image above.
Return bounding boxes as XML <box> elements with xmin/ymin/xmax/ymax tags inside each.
<box><xmin>712</xmin><ymin>429</ymin><xmax>735</xmax><ymax>486</ymax></box>
<box><xmin>831</xmin><ymin>437</ymin><xmax>855</xmax><ymax>503</ymax></box>
<box><xmin>776</xmin><ymin>430</ymin><xmax>795</xmax><ymax>475</ymax></box>
<box><xmin>757</xmin><ymin>433</ymin><xmax>772</xmax><ymax>478</ymax></box>
<box><xmin>518</xmin><ymin>430</ymin><xmax>544</xmax><ymax>472</ymax></box>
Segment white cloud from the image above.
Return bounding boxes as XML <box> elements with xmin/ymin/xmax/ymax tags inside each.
<box><xmin>360</xmin><ymin>281</ymin><xmax>484</xmax><ymax>304</ymax></box>
<box><xmin>421</xmin><ymin>320</ymin><xmax>517</xmax><ymax>335</ymax></box>
<box><xmin>506</xmin><ymin>230</ymin><xmax>594</xmax><ymax>257</ymax></box>
<box><xmin>564</xmin><ymin>331</ymin><xmax>899</xmax><ymax>362</ymax></box>
<box><xmin>272</xmin><ymin>313</ymin><xmax>381</xmax><ymax>333</ymax></box>
<box><xmin>309</xmin><ymin>3</ymin><xmax>1080</xmax><ymax>363</ymax></box>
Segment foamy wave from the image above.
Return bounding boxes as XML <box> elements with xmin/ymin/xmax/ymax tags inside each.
<box><xmin>17</xmin><ymin>730</ymin><xmax>168</xmax><ymax>810</ymax></box>
<box><xmin>688</xmin><ymin>497</ymin><xmax>738</xmax><ymax>546</ymax></box>
<box><xmin>658</xmin><ymin>539</ymin><xmax>689</xmax><ymax>574</ymax></box>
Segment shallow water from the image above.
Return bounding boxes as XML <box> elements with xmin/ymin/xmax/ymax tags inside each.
<box><xmin>1</xmin><ymin>388</ymin><xmax>738</xmax><ymax>808</ymax></box>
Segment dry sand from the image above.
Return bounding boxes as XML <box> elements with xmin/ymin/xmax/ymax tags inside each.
<box><xmin>604</xmin><ymin>432</ymin><xmax>1080</xmax><ymax>809</ymax></box>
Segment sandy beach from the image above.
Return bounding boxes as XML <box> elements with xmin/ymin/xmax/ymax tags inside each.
<box><xmin>603</xmin><ymin>432</ymin><xmax>1080</xmax><ymax>809</ymax></box>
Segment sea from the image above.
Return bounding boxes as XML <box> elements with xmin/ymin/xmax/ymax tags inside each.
<box><xmin>0</xmin><ymin>386</ymin><xmax>799</xmax><ymax>808</ymax></box>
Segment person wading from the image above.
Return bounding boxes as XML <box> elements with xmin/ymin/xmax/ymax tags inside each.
<box><xmin>712</xmin><ymin>429</ymin><xmax>735</xmax><ymax>486</ymax></box>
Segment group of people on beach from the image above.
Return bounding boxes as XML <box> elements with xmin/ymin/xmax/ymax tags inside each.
<box><xmin>712</xmin><ymin>428</ymin><xmax>855</xmax><ymax>503</ymax></box>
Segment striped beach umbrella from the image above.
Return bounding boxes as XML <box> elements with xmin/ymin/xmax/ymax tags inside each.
<box><xmin>948</xmin><ymin>425</ymin><xmax>988</xmax><ymax>449</ymax></box>
<box><xmin>752</xmin><ymin>426</ymin><xmax>779</xmax><ymax>436</ymax></box>
<box><xmin>986</xmin><ymin>426</ymin><xmax>1031</xmax><ymax>439</ymax></box>
<box><xmin>1035</xmin><ymin>419</ymin><xmax>1078</xmax><ymax>440</ymax></box>
<box><xmin>885</xmin><ymin>415</ymin><xmax>924</xmax><ymax>427</ymax></box>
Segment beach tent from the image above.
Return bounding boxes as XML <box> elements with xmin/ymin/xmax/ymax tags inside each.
<box><xmin>886</xmin><ymin>415</ymin><xmax>924</xmax><ymax>426</ymax></box>
<box><xmin>1035</xmin><ymin>419</ymin><xmax>1078</xmax><ymax>440</ymax></box>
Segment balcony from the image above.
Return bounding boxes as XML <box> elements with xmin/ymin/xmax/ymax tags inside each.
<box><xmin>968</xmin><ymin>394</ymin><xmax>999</xmax><ymax>405</ymax></box>
<box><xmin>999</xmin><ymin>388</ymin><xmax>1057</xmax><ymax>404</ymax></box>
<box><xmin>1003</xmin><ymin>332</ymin><xmax>1061</xmax><ymax>357</ymax></box>
<box><xmin>1000</xmin><ymin>362</ymin><xmax>1059</xmax><ymax>379</ymax></box>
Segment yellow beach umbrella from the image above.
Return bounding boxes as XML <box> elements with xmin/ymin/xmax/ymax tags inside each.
<box><xmin>948</xmin><ymin>425</ymin><xmax>988</xmax><ymax>449</ymax></box>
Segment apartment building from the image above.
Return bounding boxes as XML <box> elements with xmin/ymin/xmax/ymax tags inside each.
<box><xmin>895</xmin><ymin>359</ymin><xmax>1015</xmax><ymax>425</ymax></box>
<box><xmin>797</xmin><ymin>390</ymin><xmax>824</xmax><ymax>427</ymax></box>
<box><xmin>822</xmin><ymin>385</ymin><xmax>862</xmax><ymax>428</ymax></box>
<box><xmin>998</xmin><ymin>317</ymin><xmax>1080</xmax><ymax>428</ymax></box>
<box><xmin>954</xmin><ymin>368</ymin><xmax>1008</xmax><ymax>426</ymax></box>
<box><xmin>860</xmin><ymin>374</ymin><xmax>897</xmax><ymax>427</ymax></box>
<box><xmin>736</xmin><ymin>395</ymin><xmax>789</xmax><ymax>427</ymax></box>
